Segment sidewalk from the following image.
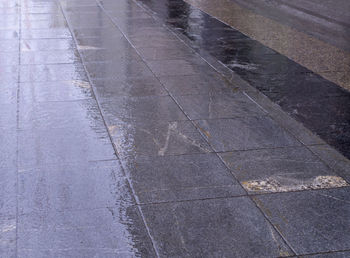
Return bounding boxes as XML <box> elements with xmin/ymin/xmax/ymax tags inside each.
<box><xmin>0</xmin><ymin>0</ymin><xmax>349</xmax><ymax>257</ymax></box>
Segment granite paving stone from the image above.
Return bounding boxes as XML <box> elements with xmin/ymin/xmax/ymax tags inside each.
<box><xmin>91</xmin><ymin>77</ymin><xmax>168</xmax><ymax>98</ymax></box>
<box><xmin>195</xmin><ymin>116</ymin><xmax>301</xmax><ymax>152</ymax></box>
<box><xmin>121</xmin><ymin>153</ymin><xmax>245</xmax><ymax>203</ymax></box>
<box><xmin>219</xmin><ymin>146</ymin><xmax>346</xmax><ymax>194</ymax></box>
<box><xmin>108</xmin><ymin>119</ymin><xmax>212</xmax><ymax>158</ymax></box>
<box><xmin>99</xmin><ymin>96</ymin><xmax>187</xmax><ymax>122</ymax></box>
<box><xmin>175</xmin><ymin>91</ymin><xmax>266</xmax><ymax>120</ymax></box>
<box><xmin>141</xmin><ymin>197</ymin><xmax>294</xmax><ymax>257</ymax></box>
<box><xmin>253</xmin><ymin>187</ymin><xmax>350</xmax><ymax>255</ymax></box>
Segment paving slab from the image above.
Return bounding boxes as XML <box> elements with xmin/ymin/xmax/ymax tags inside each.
<box><xmin>122</xmin><ymin>153</ymin><xmax>245</xmax><ymax>203</ymax></box>
<box><xmin>195</xmin><ymin>116</ymin><xmax>301</xmax><ymax>152</ymax></box>
<box><xmin>253</xmin><ymin>187</ymin><xmax>350</xmax><ymax>255</ymax></box>
<box><xmin>141</xmin><ymin>197</ymin><xmax>294</xmax><ymax>257</ymax></box>
<box><xmin>219</xmin><ymin>146</ymin><xmax>348</xmax><ymax>194</ymax></box>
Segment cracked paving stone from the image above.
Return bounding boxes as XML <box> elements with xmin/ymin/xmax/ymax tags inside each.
<box><xmin>195</xmin><ymin>116</ymin><xmax>301</xmax><ymax>152</ymax></box>
<box><xmin>219</xmin><ymin>146</ymin><xmax>348</xmax><ymax>194</ymax></box>
<box><xmin>121</xmin><ymin>153</ymin><xmax>245</xmax><ymax>203</ymax></box>
<box><xmin>253</xmin><ymin>187</ymin><xmax>350</xmax><ymax>255</ymax></box>
<box><xmin>107</xmin><ymin>119</ymin><xmax>212</xmax><ymax>158</ymax></box>
<box><xmin>141</xmin><ymin>197</ymin><xmax>294</xmax><ymax>257</ymax></box>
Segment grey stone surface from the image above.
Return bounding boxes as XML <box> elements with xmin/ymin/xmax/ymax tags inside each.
<box><xmin>195</xmin><ymin>116</ymin><xmax>301</xmax><ymax>152</ymax></box>
<box><xmin>21</xmin><ymin>38</ymin><xmax>75</xmax><ymax>51</ymax></box>
<box><xmin>175</xmin><ymin>91</ymin><xmax>266</xmax><ymax>120</ymax></box>
<box><xmin>92</xmin><ymin>77</ymin><xmax>168</xmax><ymax>98</ymax></box>
<box><xmin>137</xmin><ymin>45</ymin><xmax>197</xmax><ymax>61</ymax></box>
<box><xmin>301</xmin><ymin>252</ymin><xmax>350</xmax><ymax>258</ymax></box>
<box><xmin>253</xmin><ymin>187</ymin><xmax>350</xmax><ymax>254</ymax></box>
<box><xmin>219</xmin><ymin>146</ymin><xmax>342</xmax><ymax>193</ymax></box>
<box><xmin>108</xmin><ymin>119</ymin><xmax>212</xmax><ymax>157</ymax></box>
<box><xmin>20</xmin><ymin>49</ymin><xmax>80</xmax><ymax>65</ymax></box>
<box><xmin>158</xmin><ymin>73</ymin><xmax>237</xmax><ymax>96</ymax></box>
<box><xmin>122</xmin><ymin>153</ymin><xmax>245</xmax><ymax>203</ymax></box>
<box><xmin>19</xmin><ymin>64</ymin><xmax>88</xmax><ymax>83</ymax></box>
<box><xmin>141</xmin><ymin>197</ymin><xmax>294</xmax><ymax>257</ymax></box>
<box><xmin>100</xmin><ymin>95</ymin><xmax>187</xmax><ymax>122</ymax></box>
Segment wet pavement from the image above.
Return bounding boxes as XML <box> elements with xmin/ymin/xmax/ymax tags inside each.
<box><xmin>1</xmin><ymin>0</ymin><xmax>350</xmax><ymax>257</ymax></box>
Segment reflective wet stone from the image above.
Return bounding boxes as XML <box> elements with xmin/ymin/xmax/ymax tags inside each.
<box><xmin>20</xmin><ymin>64</ymin><xmax>88</xmax><ymax>82</ymax></box>
<box><xmin>20</xmin><ymin>80</ymin><xmax>92</xmax><ymax>102</ymax></box>
<box><xmin>21</xmin><ymin>18</ymin><xmax>68</xmax><ymax>30</ymax></box>
<box><xmin>194</xmin><ymin>116</ymin><xmax>301</xmax><ymax>152</ymax></box>
<box><xmin>147</xmin><ymin>59</ymin><xmax>214</xmax><ymax>77</ymax></box>
<box><xmin>0</xmin><ymin>216</ymin><xmax>16</xmax><ymax>256</ymax></box>
<box><xmin>19</xmin><ymin>99</ymin><xmax>102</xmax><ymax>130</ymax></box>
<box><xmin>128</xmin><ymin>34</ymin><xmax>182</xmax><ymax>49</ymax></box>
<box><xmin>92</xmin><ymin>77</ymin><xmax>168</xmax><ymax>98</ymax></box>
<box><xmin>116</xmin><ymin>18</ymin><xmax>160</xmax><ymax>33</ymax></box>
<box><xmin>65</xmin><ymin>15</ymin><xmax>113</xmax><ymax>29</ymax></box>
<box><xmin>0</xmin><ymin>52</ymin><xmax>18</xmax><ymax>65</ymax></box>
<box><xmin>20</xmin><ymin>49</ymin><xmax>80</xmax><ymax>64</ymax></box>
<box><xmin>309</xmin><ymin>145</ymin><xmax>350</xmax><ymax>183</ymax></box>
<box><xmin>0</xmin><ymin>104</ymin><xmax>17</xmax><ymax>129</ymax></box>
<box><xmin>137</xmin><ymin>45</ymin><xmax>197</xmax><ymax>61</ymax></box>
<box><xmin>253</xmin><ymin>187</ymin><xmax>350</xmax><ymax>254</ymax></box>
<box><xmin>0</xmin><ymin>29</ymin><xmax>19</xmax><ymax>39</ymax></box>
<box><xmin>301</xmin><ymin>252</ymin><xmax>350</xmax><ymax>258</ymax></box>
<box><xmin>21</xmin><ymin>38</ymin><xmax>75</xmax><ymax>51</ymax></box>
<box><xmin>18</xmin><ymin>126</ymin><xmax>115</xmax><ymax>169</ymax></box>
<box><xmin>108</xmin><ymin>119</ymin><xmax>212</xmax><ymax>157</ymax></box>
<box><xmin>75</xmin><ymin>36</ymin><xmax>128</xmax><ymax>51</ymax></box>
<box><xmin>175</xmin><ymin>91</ymin><xmax>266</xmax><ymax>120</ymax></box>
<box><xmin>21</xmin><ymin>28</ymin><xmax>72</xmax><ymax>39</ymax></box>
<box><xmin>73</xmin><ymin>27</ymin><xmax>121</xmax><ymax>39</ymax></box>
<box><xmin>79</xmin><ymin>48</ymin><xmax>140</xmax><ymax>63</ymax></box>
<box><xmin>141</xmin><ymin>197</ymin><xmax>293</xmax><ymax>257</ymax></box>
<box><xmin>219</xmin><ymin>146</ymin><xmax>340</xmax><ymax>194</ymax></box>
<box><xmin>18</xmin><ymin>206</ymin><xmax>156</xmax><ymax>257</ymax></box>
<box><xmin>0</xmin><ymin>168</ymin><xmax>17</xmax><ymax>217</ymax></box>
<box><xmin>158</xmin><ymin>74</ymin><xmax>236</xmax><ymax>96</ymax></box>
<box><xmin>122</xmin><ymin>153</ymin><xmax>244</xmax><ymax>203</ymax></box>
<box><xmin>0</xmin><ymin>130</ymin><xmax>16</xmax><ymax>169</ymax></box>
<box><xmin>85</xmin><ymin>60</ymin><xmax>153</xmax><ymax>80</ymax></box>
<box><xmin>100</xmin><ymin>96</ymin><xmax>187</xmax><ymax>122</ymax></box>
<box><xmin>0</xmin><ymin>39</ymin><xmax>19</xmax><ymax>51</ymax></box>
<box><xmin>18</xmin><ymin>161</ymin><xmax>133</xmax><ymax>213</ymax></box>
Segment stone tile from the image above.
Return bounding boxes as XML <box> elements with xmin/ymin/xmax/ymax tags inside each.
<box><xmin>0</xmin><ymin>103</ymin><xmax>17</xmax><ymax>129</ymax></box>
<box><xmin>0</xmin><ymin>130</ymin><xmax>16</xmax><ymax>169</ymax></box>
<box><xmin>137</xmin><ymin>46</ymin><xmax>197</xmax><ymax>61</ymax></box>
<box><xmin>100</xmin><ymin>96</ymin><xmax>187</xmax><ymax>122</ymax></box>
<box><xmin>129</xmin><ymin>34</ymin><xmax>183</xmax><ymax>49</ymax></box>
<box><xmin>85</xmin><ymin>60</ymin><xmax>153</xmax><ymax>80</ymax></box>
<box><xmin>309</xmin><ymin>145</ymin><xmax>350</xmax><ymax>183</ymax></box>
<box><xmin>20</xmin><ymin>64</ymin><xmax>88</xmax><ymax>83</ymax></box>
<box><xmin>19</xmin><ymin>99</ymin><xmax>101</xmax><ymax>130</ymax></box>
<box><xmin>122</xmin><ymin>153</ymin><xmax>244</xmax><ymax>203</ymax></box>
<box><xmin>108</xmin><ymin>119</ymin><xmax>212</xmax><ymax>157</ymax></box>
<box><xmin>147</xmin><ymin>59</ymin><xmax>214</xmax><ymax>77</ymax></box>
<box><xmin>79</xmin><ymin>48</ymin><xmax>140</xmax><ymax>63</ymax></box>
<box><xmin>219</xmin><ymin>146</ymin><xmax>346</xmax><ymax>194</ymax></box>
<box><xmin>253</xmin><ymin>187</ymin><xmax>350</xmax><ymax>254</ymax></box>
<box><xmin>65</xmin><ymin>15</ymin><xmax>113</xmax><ymax>29</ymax></box>
<box><xmin>17</xmin><ymin>205</ymin><xmax>156</xmax><ymax>256</ymax></box>
<box><xmin>21</xmin><ymin>19</ymin><xmax>68</xmax><ymax>30</ymax></box>
<box><xmin>0</xmin><ymin>168</ymin><xmax>17</xmax><ymax>217</ymax></box>
<box><xmin>195</xmin><ymin>116</ymin><xmax>301</xmax><ymax>152</ymax></box>
<box><xmin>18</xmin><ymin>126</ymin><xmax>115</xmax><ymax>169</ymax></box>
<box><xmin>20</xmin><ymin>80</ymin><xmax>92</xmax><ymax>103</ymax></box>
<box><xmin>158</xmin><ymin>74</ymin><xmax>237</xmax><ymax>96</ymax></box>
<box><xmin>92</xmin><ymin>77</ymin><xmax>168</xmax><ymax>98</ymax></box>
<box><xmin>20</xmin><ymin>49</ymin><xmax>80</xmax><ymax>65</ymax></box>
<box><xmin>301</xmin><ymin>252</ymin><xmax>350</xmax><ymax>258</ymax></box>
<box><xmin>0</xmin><ymin>82</ymin><xmax>17</xmax><ymax>105</ymax></box>
<box><xmin>21</xmin><ymin>28</ymin><xmax>72</xmax><ymax>39</ymax></box>
<box><xmin>21</xmin><ymin>39</ymin><xmax>75</xmax><ymax>51</ymax></box>
<box><xmin>175</xmin><ymin>91</ymin><xmax>266</xmax><ymax>120</ymax></box>
<box><xmin>141</xmin><ymin>197</ymin><xmax>294</xmax><ymax>257</ymax></box>
<box><xmin>0</xmin><ymin>65</ymin><xmax>18</xmax><ymax>85</ymax></box>
<box><xmin>0</xmin><ymin>29</ymin><xmax>19</xmax><ymax>39</ymax></box>
<box><xmin>75</xmin><ymin>35</ymin><xmax>127</xmax><ymax>51</ymax></box>
<box><xmin>18</xmin><ymin>160</ymin><xmax>132</xmax><ymax>213</ymax></box>
<box><xmin>116</xmin><ymin>18</ymin><xmax>160</xmax><ymax>33</ymax></box>
<box><xmin>0</xmin><ymin>52</ymin><xmax>18</xmax><ymax>65</ymax></box>
<box><xmin>0</xmin><ymin>216</ymin><xmax>16</xmax><ymax>257</ymax></box>
<box><xmin>72</xmin><ymin>27</ymin><xmax>120</xmax><ymax>39</ymax></box>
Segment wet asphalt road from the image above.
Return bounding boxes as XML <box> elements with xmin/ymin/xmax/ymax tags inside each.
<box><xmin>1</xmin><ymin>0</ymin><xmax>350</xmax><ymax>257</ymax></box>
